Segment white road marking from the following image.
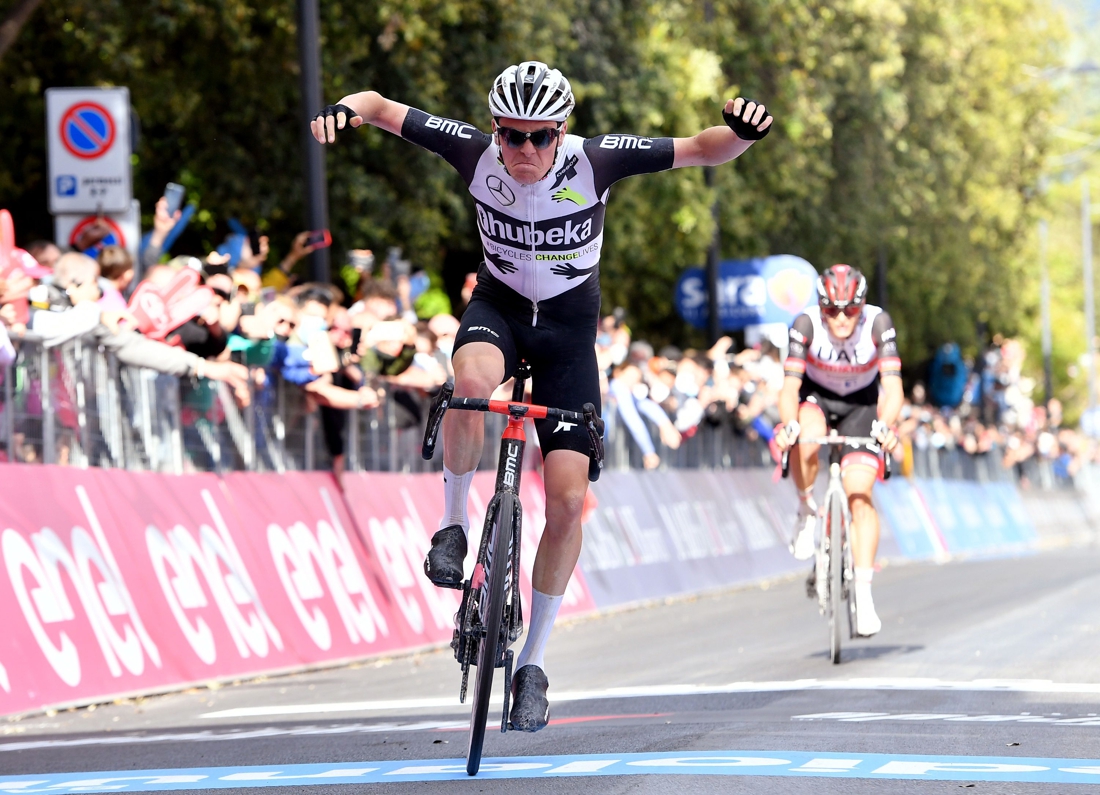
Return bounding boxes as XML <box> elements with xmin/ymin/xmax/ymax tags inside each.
<box><xmin>0</xmin><ymin>720</ymin><xmax>468</xmax><ymax>752</ymax></box>
<box><xmin>545</xmin><ymin>760</ymin><xmax>619</xmax><ymax>773</ymax></box>
<box><xmin>793</xmin><ymin>711</ymin><xmax>1100</xmax><ymax>725</ymax></box>
<box><xmin>791</xmin><ymin>758</ymin><xmax>863</xmax><ymax>772</ymax></box>
<box><xmin>200</xmin><ymin>678</ymin><xmax>1100</xmax><ymax>719</ymax></box>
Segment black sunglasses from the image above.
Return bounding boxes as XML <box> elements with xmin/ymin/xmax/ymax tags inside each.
<box><xmin>495</xmin><ymin>124</ymin><xmax>561</xmax><ymax>150</ymax></box>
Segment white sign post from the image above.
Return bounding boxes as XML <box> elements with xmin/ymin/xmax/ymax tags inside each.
<box><xmin>46</xmin><ymin>87</ymin><xmax>132</xmax><ymax>214</ymax></box>
<box><xmin>54</xmin><ymin>200</ymin><xmax>141</xmax><ymax>263</ymax></box>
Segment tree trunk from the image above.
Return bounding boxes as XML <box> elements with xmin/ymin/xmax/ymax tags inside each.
<box><xmin>0</xmin><ymin>0</ymin><xmax>45</xmax><ymax>63</ymax></box>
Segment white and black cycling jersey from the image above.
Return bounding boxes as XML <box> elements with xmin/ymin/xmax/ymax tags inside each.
<box><xmin>401</xmin><ymin>108</ymin><xmax>675</xmax><ymax>323</ymax></box>
<box><xmin>784</xmin><ymin>304</ymin><xmax>902</xmax><ymax>397</ymax></box>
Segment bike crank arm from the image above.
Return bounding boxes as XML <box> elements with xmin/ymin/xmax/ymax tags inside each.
<box><xmin>501</xmin><ymin>649</ymin><xmax>514</xmax><ymax>733</ymax></box>
<box><xmin>459</xmin><ymin>643</ymin><xmax>471</xmax><ymax>703</ymax></box>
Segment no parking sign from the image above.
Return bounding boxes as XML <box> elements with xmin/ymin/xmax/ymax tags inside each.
<box><xmin>54</xmin><ymin>200</ymin><xmax>141</xmax><ymax>262</ymax></box>
<box><xmin>47</xmin><ymin>87</ymin><xmax>132</xmax><ymax>214</ymax></box>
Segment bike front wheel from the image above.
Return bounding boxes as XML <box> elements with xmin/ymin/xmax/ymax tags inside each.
<box><xmin>828</xmin><ymin>493</ymin><xmax>844</xmax><ymax>665</ymax></box>
<box><xmin>466</xmin><ymin>492</ymin><xmax>517</xmax><ymax>776</ymax></box>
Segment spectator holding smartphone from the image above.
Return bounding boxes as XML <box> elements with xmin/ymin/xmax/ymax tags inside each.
<box><xmin>262</xmin><ymin>231</ymin><xmax>325</xmax><ymax>293</ymax></box>
<box><xmin>141</xmin><ymin>196</ymin><xmax>184</xmax><ymax>269</ymax></box>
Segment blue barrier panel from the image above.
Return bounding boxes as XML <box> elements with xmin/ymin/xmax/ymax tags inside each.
<box><xmin>580</xmin><ymin>470</ymin><xmax>1038</xmax><ymax>610</ymax></box>
<box><xmin>910</xmin><ymin>478</ymin><xmax>1036</xmax><ymax>555</ymax></box>
<box><xmin>873</xmin><ymin>479</ymin><xmax>941</xmax><ymax>559</ymax></box>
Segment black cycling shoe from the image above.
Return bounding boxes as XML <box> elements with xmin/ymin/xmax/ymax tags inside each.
<box><xmin>509</xmin><ymin>665</ymin><xmax>550</xmax><ymax>732</ymax></box>
<box><xmin>424</xmin><ymin>526</ymin><xmax>467</xmax><ymax>589</ymax></box>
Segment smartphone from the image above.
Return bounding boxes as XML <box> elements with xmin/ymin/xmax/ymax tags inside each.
<box><xmin>350</xmin><ymin>326</ymin><xmax>363</xmax><ymax>353</ymax></box>
<box><xmin>164</xmin><ymin>182</ymin><xmax>185</xmax><ymax>216</ymax></box>
<box><xmin>248</xmin><ymin>228</ymin><xmax>263</xmax><ymax>258</ymax></box>
<box><xmin>304</xmin><ymin>229</ymin><xmax>332</xmax><ymax>249</ymax></box>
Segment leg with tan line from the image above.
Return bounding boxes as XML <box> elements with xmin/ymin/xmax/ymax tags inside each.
<box><xmin>844</xmin><ymin>462</ymin><xmax>882</xmax><ymax>636</ymax></box>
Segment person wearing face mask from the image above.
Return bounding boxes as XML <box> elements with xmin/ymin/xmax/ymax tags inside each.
<box><xmin>773</xmin><ymin>265</ymin><xmax>904</xmax><ymax>637</ymax></box>
<box><xmin>313</xmin><ymin>60</ymin><xmax>774</xmax><ymax>732</ymax></box>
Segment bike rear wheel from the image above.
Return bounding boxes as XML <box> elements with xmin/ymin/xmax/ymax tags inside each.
<box><xmin>828</xmin><ymin>494</ymin><xmax>844</xmax><ymax>665</ymax></box>
<box><xmin>466</xmin><ymin>492</ymin><xmax>516</xmax><ymax>776</ymax></box>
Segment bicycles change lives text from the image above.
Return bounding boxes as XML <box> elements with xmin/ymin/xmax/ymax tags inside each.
<box><xmin>421</xmin><ymin>362</ymin><xmax>604</xmax><ymax>776</ymax></box>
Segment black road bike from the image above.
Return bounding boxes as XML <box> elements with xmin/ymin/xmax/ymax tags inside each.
<box><xmin>421</xmin><ymin>363</ymin><xmax>604</xmax><ymax>775</ymax></box>
<box><xmin>782</xmin><ymin>433</ymin><xmax>890</xmax><ymax>664</ymax></box>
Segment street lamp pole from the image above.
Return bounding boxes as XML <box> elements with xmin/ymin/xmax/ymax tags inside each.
<box><xmin>297</xmin><ymin>0</ymin><xmax>330</xmax><ymax>283</ymax></box>
<box><xmin>1084</xmin><ymin>177</ymin><xmax>1096</xmax><ymax>411</ymax></box>
<box><xmin>1039</xmin><ymin>218</ymin><xmax>1053</xmax><ymax>403</ymax></box>
<box><xmin>705</xmin><ymin>166</ymin><xmax>722</xmax><ymax>345</ymax></box>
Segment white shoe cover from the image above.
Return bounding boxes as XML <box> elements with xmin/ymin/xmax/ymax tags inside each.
<box><xmin>854</xmin><ymin>582</ymin><xmax>882</xmax><ymax>636</ymax></box>
<box><xmin>791</xmin><ymin>510</ymin><xmax>816</xmax><ymax>561</ymax></box>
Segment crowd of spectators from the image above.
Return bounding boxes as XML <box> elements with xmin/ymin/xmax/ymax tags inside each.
<box><xmin>0</xmin><ymin>194</ymin><xmax>457</xmax><ymax>472</ymax></box>
<box><xmin>599</xmin><ymin>316</ymin><xmax>784</xmax><ymax>470</ymax></box>
<box><xmin>2</xmin><ymin>189</ymin><xmax>1097</xmax><ymax>487</ymax></box>
<box><xmin>599</xmin><ymin>317</ymin><xmax>1100</xmax><ymax>487</ymax></box>
<box><xmin>896</xmin><ymin>338</ymin><xmax>1100</xmax><ymax>488</ymax></box>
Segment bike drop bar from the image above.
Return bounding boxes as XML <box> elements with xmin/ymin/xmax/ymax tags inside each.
<box><xmin>448</xmin><ymin>397</ymin><xmax>584</xmax><ymax>423</ymax></box>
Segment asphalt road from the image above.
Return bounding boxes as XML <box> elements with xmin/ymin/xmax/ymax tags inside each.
<box><xmin>3</xmin><ymin>547</ymin><xmax>1100</xmax><ymax>793</ymax></box>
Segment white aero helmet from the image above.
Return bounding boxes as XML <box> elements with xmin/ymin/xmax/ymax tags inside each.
<box><xmin>488</xmin><ymin>61</ymin><xmax>575</xmax><ymax>122</ymax></box>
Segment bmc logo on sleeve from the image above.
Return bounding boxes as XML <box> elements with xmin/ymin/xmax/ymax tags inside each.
<box><xmin>599</xmin><ymin>134</ymin><xmax>653</xmax><ymax>150</ymax></box>
<box><xmin>425</xmin><ymin>116</ymin><xmax>475</xmax><ymax>139</ymax></box>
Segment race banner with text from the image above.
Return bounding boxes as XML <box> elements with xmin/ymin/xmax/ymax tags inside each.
<box><xmin>0</xmin><ymin>467</ymin><xmax>418</xmax><ymax>716</ymax></box>
<box><xmin>0</xmin><ymin>463</ymin><xmax>1041</xmax><ymax>716</ymax></box>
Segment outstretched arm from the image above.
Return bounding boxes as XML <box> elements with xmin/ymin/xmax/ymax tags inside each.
<box><xmin>673</xmin><ymin>98</ymin><xmax>773</xmax><ymax>168</ymax></box>
<box><xmin>311</xmin><ymin>90</ymin><xmax>411</xmax><ymax>142</ymax></box>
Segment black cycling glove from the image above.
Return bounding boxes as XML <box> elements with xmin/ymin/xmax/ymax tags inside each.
<box><xmin>315</xmin><ymin>103</ymin><xmax>358</xmax><ymax>128</ymax></box>
<box><xmin>723</xmin><ymin>99</ymin><xmax>772</xmax><ymax>141</ymax></box>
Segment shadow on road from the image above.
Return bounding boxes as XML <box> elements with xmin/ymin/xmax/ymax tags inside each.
<box><xmin>806</xmin><ymin>644</ymin><xmax>924</xmax><ymax>661</ymax></box>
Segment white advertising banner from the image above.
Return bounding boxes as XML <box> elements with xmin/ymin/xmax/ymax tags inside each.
<box><xmin>46</xmin><ymin>87</ymin><xmax>133</xmax><ymax>214</ymax></box>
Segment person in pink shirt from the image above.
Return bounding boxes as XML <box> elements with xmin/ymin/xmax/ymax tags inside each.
<box><xmin>96</xmin><ymin>245</ymin><xmax>134</xmax><ymax>313</ymax></box>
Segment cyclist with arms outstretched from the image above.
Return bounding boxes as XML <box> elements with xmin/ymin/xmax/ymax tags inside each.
<box><xmin>312</xmin><ymin>62</ymin><xmax>773</xmax><ymax>730</ymax></box>
<box><xmin>773</xmin><ymin>265</ymin><xmax>903</xmax><ymax>637</ymax></box>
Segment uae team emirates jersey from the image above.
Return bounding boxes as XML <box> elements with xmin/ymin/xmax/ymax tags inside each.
<box><xmin>401</xmin><ymin>108</ymin><xmax>675</xmax><ymax>323</ymax></box>
<box><xmin>784</xmin><ymin>304</ymin><xmax>902</xmax><ymax>396</ymax></box>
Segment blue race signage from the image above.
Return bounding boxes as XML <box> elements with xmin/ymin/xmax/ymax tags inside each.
<box><xmin>675</xmin><ymin>255</ymin><xmax>819</xmax><ymax>331</ymax></box>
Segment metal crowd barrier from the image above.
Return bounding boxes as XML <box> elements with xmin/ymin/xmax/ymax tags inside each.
<box><xmin>0</xmin><ymin>334</ymin><xmax>1082</xmax><ymax>490</ymax></box>
<box><xmin>0</xmin><ymin>334</ymin><xmax>509</xmax><ymax>476</ymax></box>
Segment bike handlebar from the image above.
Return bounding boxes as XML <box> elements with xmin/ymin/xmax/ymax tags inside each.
<box><xmin>421</xmin><ymin>383</ymin><xmax>605</xmax><ymax>482</ymax></box>
<box><xmin>780</xmin><ymin>435</ymin><xmax>893</xmax><ymax>481</ymax></box>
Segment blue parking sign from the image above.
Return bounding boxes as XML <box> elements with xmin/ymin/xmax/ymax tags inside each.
<box><xmin>57</xmin><ymin>175</ymin><xmax>78</xmax><ymax>197</ymax></box>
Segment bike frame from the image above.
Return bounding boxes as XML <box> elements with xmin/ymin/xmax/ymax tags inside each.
<box><xmin>782</xmin><ymin>433</ymin><xmax>889</xmax><ymax>663</ymax></box>
<box><xmin>420</xmin><ymin>364</ymin><xmax>603</xmax><ymax>774</ymax></box>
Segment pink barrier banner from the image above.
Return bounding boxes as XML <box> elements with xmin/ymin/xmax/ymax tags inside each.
<box><xmin>339</xmin><ymin>471</ymin><xmax>596</xmax><ymax>634</ymax></box>
<box><xmin>0</xmin><ymin>464</ymin><xmax>595</xmax><ymax>716</ymax></box>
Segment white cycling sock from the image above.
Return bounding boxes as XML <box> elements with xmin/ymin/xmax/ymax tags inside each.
<box><xmin>855</xmin><ymin>567</ymin><xmax>874</xmax><ymax>585</ymax></box>
<box><xmin>515</xmin><ymin>589</ymin><xmax>563</xmax><ymax>672</ymax></box>
<box><xmin>798</xmin><ymin>486</ymin><xmax>817</xmax><ymax>514</ymax></box>
<box><xmin>439</xmin><ymin>466</ymin><xmax>475</xmax><ymax>536</ymax></box>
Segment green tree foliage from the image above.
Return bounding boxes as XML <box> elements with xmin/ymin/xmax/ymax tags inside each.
<box><xmin>1016</xmin><ymin>0</ymin><xmax>1100</xmax><ymax>422</ymax></box>
<box><xmin>0</xmin><ymin>0</ymin><xmax>1064</xmax><ymax>366</ymax></box>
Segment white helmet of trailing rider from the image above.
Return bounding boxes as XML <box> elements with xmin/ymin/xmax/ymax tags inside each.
<box><xmin>488</xmin><ymin>61</ymin><xmax>575</xmax><ymax>122</ymax></box>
